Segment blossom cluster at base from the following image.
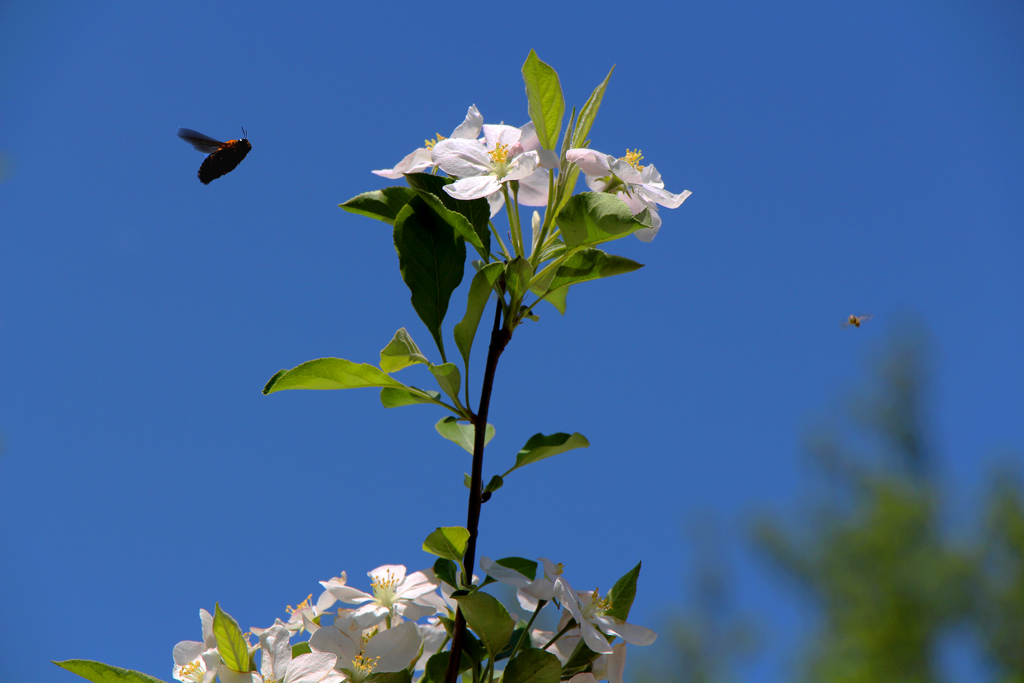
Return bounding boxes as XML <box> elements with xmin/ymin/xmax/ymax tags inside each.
<box><xmin>172</xmin><ymin>561</ymin><xmax>655</xmax><ymax>683</ymax></box>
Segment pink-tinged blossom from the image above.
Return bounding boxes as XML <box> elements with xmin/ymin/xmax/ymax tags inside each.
<box><xmin>566</xmin><ymin>147</ymin><xmax>691</xmax><ymax>241</ymax></box>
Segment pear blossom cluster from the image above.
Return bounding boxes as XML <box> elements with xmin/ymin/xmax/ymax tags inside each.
<box><xmin>172</xmin><ymin>561</ymin><xmax>655</xmax><ymax>683</ymax></box>
<box><xmin>374</xmin><ymin>105</ymin><xmax>690</xmax><ymax>242</ymax></box>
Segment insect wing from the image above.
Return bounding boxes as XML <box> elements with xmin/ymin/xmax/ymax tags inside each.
<box><xmin>177</xmin><ymin>128</ymin><xmax>224</xmax><ymax>154</ymax></box>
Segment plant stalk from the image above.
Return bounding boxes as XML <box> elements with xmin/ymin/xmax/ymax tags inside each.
<box><xmin>444</xmin><ymin>299</ymin><xmax>512</xmax><ymax>683</ymax></box>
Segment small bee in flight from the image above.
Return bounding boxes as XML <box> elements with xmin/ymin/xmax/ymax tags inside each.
<box><xmin>842</xmin><ymin>314</ymin><xmax>873</xmax><ymax>328</ymax></box>
<box><xmin>177</xmin><ymin>128</ymin><xmax>251</xmax><ymax>184</ymax></box>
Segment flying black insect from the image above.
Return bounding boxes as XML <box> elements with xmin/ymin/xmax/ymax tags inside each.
<box><xmin>177</xmin><ymin>128</ymin><xmax>251</xmax><ymax>184</ymax></box>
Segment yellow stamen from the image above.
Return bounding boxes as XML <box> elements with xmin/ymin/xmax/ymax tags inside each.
<box><xmin>424</xmin><ymin>133</ymin><xmax>447</xmax><ymax>150</ymax></box>
<box><xmin>489</xmin><ymin>142</ymin><xmax>510</xmax><ymax>164</ymax></box>
<box><xmin>286</xmin><ymin>594</ymin><xmax>313</xmax><ymax>615</ymax></box>
<box><xmin>621</xmin><ymin>149</ymin><xmax>645</xmax><ymax>171</ymax></box>
<box><xmin>351</xmin><ymin>653</ymin><xmax>380</xmax><ymax>677</ymax></box>
<box><xmin>371</xmin><ymin>568</ymin><xmax>399</xmax><ymax>607</ymax></box>
<box><xmin>177</xmin><ymin>660</ymin><xmax>204</xmax><ymax>683</ymax></box>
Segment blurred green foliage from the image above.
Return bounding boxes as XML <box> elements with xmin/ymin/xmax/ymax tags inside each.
<box><xmin>640</xmin><ymin>331</ymin><xmax>1024</xmax><ymax>683</ymax></box>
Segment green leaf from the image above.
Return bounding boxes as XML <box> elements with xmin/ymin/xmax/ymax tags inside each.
<box><xmin>264</xmin><ymin>357</ymin><xmax>407</xmax><ymax>394</ymax></box>
<box><xmin>405</xmin><ymin>173</ymin><xmax>491</xmax><ymax>256</ymax></box>
<box><xmin>429</xmin><ymin>363</ymin><xmax>462</xmax><ymax>405</ymax></box>
<box><xmin>454</xmin><ymin>591</ymin><xmax>515</xmax><ymax>655</ymax></box>
<box><xmin>541</xmin><ymin>285</ymin><xmax>567</xmax><ymax>315</ymax></box>
<box><xmin>606</xmin><ymin>561</ymin><xmax>641</xmax><ymax>621</ymax></box>
<box><xmin>53</xmin><ymin>661</ymin><xmax>169</xmax><ymax>683</ymax></box>
<box><xmin>291</xmin><ymin>642</ymin><xmax>311</xmax><ymax>657</ymax></box>
<box><xmin>423</xmin><ymin>526</ymin><xmax>470</xmax><ymax>561</ymax></box>
<box><xmin>214</xmin><ymin>603</ymin><xmax>250</xmax><ymax>672</ymax></box>
<box><xmin>501</xmin><ymin>648</ymin><xmax>561</xmax><ymax>683</ymax></box>
<box><xmin>433</xmin><ymin>558</ymin><xmax>459</xmax><ymax>589</ymax></box>
<box><xmin>557</xmin><ymin>192</ymin><xmax>654</xmax><ymax>250</ymax></box>
<box><xmin>507</xmin><ymin>432</ymin><xmax>590</xmax><ymax>475</ymax></box>
<box><xmin>339</xmin><ymin>187</ymin><xmax>416</xmax><ymax>224</ymax></box>
<box><xmin>436</xmin><ymin>417</ymin><xmax>495</xmax><ymax>454</ymax></box>
<box><xmin>571</xmin><ymin>65</ymin><xmax>615</xmax><ymax>151</ymax></box>
<box><xmin>367</xmin><ymin>672</ymin><xmax>412</xmax><ymax>683</ymax></box>
<box><xmin>393</xmin><ymin>197</ymin><xmax>467</xmax><ymax>357</ymax></box>
<box><xmin>558</xmin><ymin>106</ymin><xmax>577</xmax><ymax>164</ymax></box>
<box><xmin>504</xmin><ymin>256</ymin><xmax>534</xmax><ymax>303</ymax></box>
<box><xmin>494</xmin><ymin>622</ymin><xmax>531</xmax><ymax>662</ymax></box>
<box><xmin>522</xmin><ymin>50</ymin><xmax>564</xmax><ymax>150</ymax></box>
<box><xmin>380</xmin><ymin>328</ymin><xmax>429</xmax><ymax>373</ymax></box>
<box><xmin>484</xmin><ymin>474</ymin><xmax>504</xmax><ymax>493</ymax></box>
<box><xmin>488</xmin><ymin>557</ymin><xmax>537</xmax><ymax>581</ymax></box>
<box><xmin>379</xmin><ymin>386</ymin><xmax>447</xmax><ymax>409</ymax></box>
<box><xmin>539</xmin><ymin>248</ymin><xmax>643</xmax><ymax>295</ymax></box>
<box><xmin>453</xmin><ymin>262</ymin><xmax>504</xmax><ymax>369</ymax></box>
<box><xmin>423</xmin><ymin>650</ymin><xmax>473</xmax><ymax>683</ymax></box>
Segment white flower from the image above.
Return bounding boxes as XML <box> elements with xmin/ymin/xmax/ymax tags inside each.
<box><xmin>432</xmin><ymin>124</ymin><xmax>540</xmax><ymax>203</ymax></box>
<box><xmin>554</xmin><ymin>577</ymin><xmax>657</xmax><ymax>655</ymax></box>
<box><xmin>172</xmin><ymin>609</ymin><xmax>220</xmax><ymax>683</ymax></box>
<box><xmin>309</xmin><ymin>615</ymin><xmax>422</xmax><ymax>681</ymax></box>
<box><xmin>373</xmin><ymin>105</ymin><xmax>484</xmax><ymax>178</ymax></box>
<box><xmin>252</xmin><ymin>583</ymin><xmax>340</xmax><ymax>638</ymax></box>
<box><xmin>321</xmin><ymin>565</ymin><xmax>440</xmax><ymax>622</ymax></box>
<box><xmin>480</xmin><ymin>556</ymin><xmax>561</xmax><ymax>612</ymax></box>
<box><xmin>565</xmin><ymin>148</ymin><xmax>691</xmax><ymax>241</ymax></box>
<box><xmin>258</xmin><ymin>624</ymin><xmax>342</xmax><ymax>683</ymax></box>
<box><xmin>566</xmin><ymin>643</ymin><xmax>626</xmax><ymax>683</ymax></box>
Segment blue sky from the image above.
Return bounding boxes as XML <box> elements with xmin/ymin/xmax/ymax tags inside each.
<box><xmin>1</xmin><ymin>1</ymin><xmax>1022</xmax><ymax>682</ymax></box>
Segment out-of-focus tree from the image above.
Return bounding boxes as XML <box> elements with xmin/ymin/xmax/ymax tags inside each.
<box><xmin>640</xmin><ymin>330</ymin><xmax>1024</xmax><ymax>682</ymax></box>
<box><xmin>977</xmin><ymin>473</ymin><xmax>1024</xmax><ymax>683</ymax></box>
<box><xmin>755</xmin><ymin>331</ymin><xmax>975</xmax><ymax>683</ymax></box>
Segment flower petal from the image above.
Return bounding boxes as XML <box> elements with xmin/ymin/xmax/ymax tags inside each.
<box><xmin>592</xmin><ymin>615</ymin><xmax>657</xmax><ymax>646</ymax></box>
<box><xmin>432</xmin><ymin>139</ymin><xmax>491</xmax><ymax>178</ymax></box>
<box><xmin>372</xmin><ymin>148</ymin><xmax>434</xmax><ymax>179</ymax></box>
<box><xmin>566</xmin><ymin>148</ymin><xmax>612</xmax><ymax>176</ymax></box>
<box><xmin>451</xmin><ymin>105</ymin><xmax>483</xmax><ymax>139</ymax></box>
<box><xmin>445</xmin><ymin>175</ymin><xmax>502</xmax><ymax>201</ymax></box>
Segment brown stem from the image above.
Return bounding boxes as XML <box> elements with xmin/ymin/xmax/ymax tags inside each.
<box><xmin>444</xmin><ymin>300</ymin><xmax>512</xmax><ymax>683</ymax></box>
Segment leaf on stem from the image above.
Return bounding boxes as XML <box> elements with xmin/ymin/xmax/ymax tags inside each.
<box><xmin>429</xmin><ymin>363</ymin><xmax>462</xmax><ymax>405</ymax></box>
<box><xmin>504</xmin><ymin>256</ymin><xmax>535</xmax><ymax>304</ymax></box>
<box><xmin>506</xmin><ymin>432</ymin><xmax>590</xmax><ymax>476</ymax></box>
<box><xmin>453</xmin><ymin>591</ymin><xmax>515</xmax><ymax>655</ymax></box>
<box><xmin>394</xmin><ymin>197</ymin><xmax>467</xmax><ymax>358</ymax></box>
<box><xmin>535</xmin><ymin>248</ymin><xmax>643</xmax><ymax>297</ymax></box>
<box><xmin>436</xmin><ymin>417</ymin><xmax>495</xmax><ymax>454</ymax></box>
<box><xmin>380</xmin><ymin>328</ymin><xmax>429</xmax><ymax>373</ymax></box>
<box><xmin>265</xmin><ymin>357</ymin><xmax>406</xmax><ymax>393</ymax></box>
<box><xmin>379</xmin><ymin>386</ymin><xmax>445</xmax><ymax>409</ymax></box>
<box><xmin>571</xmin><ymin>65</ymin><xmax>615</xmax><ymax>151</ymax></box>
<box><xmin>606</xmin><ymin>561</ymin><xmax>642</xmax><ymax>621</ymax></box>
<box><xmin>522</xmin><ymin>50</ymin><xmax>565</xmax><ymax>151</ymax></box>
<box><xmin>339</xmin><ymin>187</ymin><xmax>417</xmax><ymax>224</ymax></box>
<box><xmin>557</xmin><ymin>192</ymin><xmax>654</xmax><ymax>250</ymax></box>
<box><xmin>405</xmin><ymin>173</ymin><xmax>491</xmax><ymax>257</ymax></box>
<box><xmin>52</xmin><ymin>661</ymin><xmax>170</xmax><ymax>683</ymax></box>
<box><xmin>501</xmin><ymin>648</ymin><xmax>561</xmax><ymax>683</ymax></box>
<box><xmin>423</xmin><ymin>526</ymin><xmax>470</xmax><ymax>561</ymax></box>
<box><xmin>433</xmin><ymin>558</ymin><xmax>460</xmax><ymax>589</ymax></box>
<box><xmin>213</xmin><ymin>603</ymin><xmax>250</xmax><ymax>673</ymax></box>
<box><xmin>453</xmin><ymin>262</ymin><xmax>504</xmax><ymax>369</ymax></box>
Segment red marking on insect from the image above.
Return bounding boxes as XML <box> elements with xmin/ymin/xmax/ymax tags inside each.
<box><xmin>177</xmin><ymin>128</ymin><xmax>251</xmax><ymax>184</ymax></box>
